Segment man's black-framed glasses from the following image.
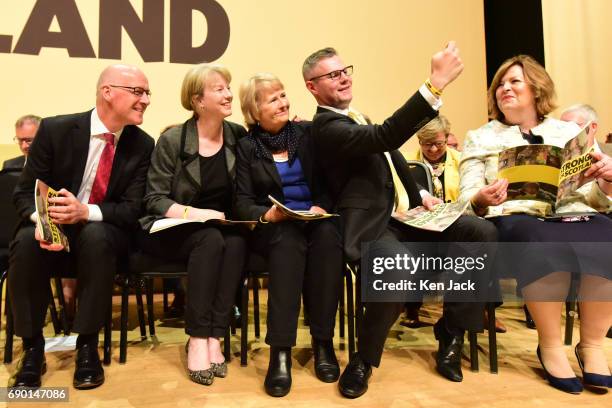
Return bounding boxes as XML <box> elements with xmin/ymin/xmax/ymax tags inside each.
<box><xmin>109</xmin><ymin>85</ymin><xmax>152</xmax><ymax>98</ymax></box>
<box><xmin>308</xmin><ymin>65</ymin><xmax>353</xmax><ymax>82</ymax></box>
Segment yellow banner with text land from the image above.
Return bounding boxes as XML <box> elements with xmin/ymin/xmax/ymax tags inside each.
<box><xmin>0</xmin><ymin>0</ymin><xmax>487</xmax><ymax>165</ymax></box>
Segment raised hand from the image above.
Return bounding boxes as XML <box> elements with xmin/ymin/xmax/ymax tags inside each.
<box><xmin>430</xmin><ymin>41</ymin><xmax>464</xmax><ymax>92</ymax></box>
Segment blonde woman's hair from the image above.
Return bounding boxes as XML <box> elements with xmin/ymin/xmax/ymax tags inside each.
<box><xmin>415</xmin><ymin>115</ymin><xmax>451</xmax><ymax>143</ymax></box>
<box><xmin>180</xmin><ymin>64</ymin><xmax>231</xmax><ymax>113</ymax></box>
<box><xmin>239</xmin><ymin>73</ymin><xmax>284</xmax><ymax>129</ymax></box>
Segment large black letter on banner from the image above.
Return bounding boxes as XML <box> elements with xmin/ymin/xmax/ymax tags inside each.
<box><xmin>170</xmin><ymin>0</ymin><xmax>230</xmax><ymax>64</ymax></box>
<box><xmin>13</xmin><ymin>0</ymin><xmax>95</xmax><ymax>58</ymax></box>
<box><xmin>99</xmin><ymin>0</ymin><xmax>164</xmax><ymax>62</ymax></box>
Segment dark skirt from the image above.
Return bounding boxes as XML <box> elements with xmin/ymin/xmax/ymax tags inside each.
<box><xmin>492</xmin><ymin>214</ymin><xmax>612</xmax><ymax>290</ymax></box>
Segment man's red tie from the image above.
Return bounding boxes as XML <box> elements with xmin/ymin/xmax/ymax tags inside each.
<box><xmin>88</xmin><ymin>133</ymin><xmax>115</xmax><ymax>204</ymax></box>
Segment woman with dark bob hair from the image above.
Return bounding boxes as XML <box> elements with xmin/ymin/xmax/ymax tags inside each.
<box><xmin>139</xmin><ymin>64</ymin><xmax>247</xmax><ymax>386</ymax></box>
<box><xmin>459</xmin><ymin>55</ymin><xmax>612</xmax><ymax>394</ymax></box>
<box><xmin>236</xmin><ymin>73</ymin><xmax>343</xmax><ymax>397</ymax></box>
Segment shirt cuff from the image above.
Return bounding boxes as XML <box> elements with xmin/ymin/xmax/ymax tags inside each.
<box><xmin>418</xmin><ymin>84</ymin><xmax>443</xmax><ymax>111</ymax></box>
<box><xmin>419</xmin><ymin>189</ymin><xmax>430</xmax><ymax>199</ymax></box>
<box><xmin>87</xmin><ymin>204</ymin><xmax>103</xmax><ymax>222</ymax></box>
<box><xmin>29</xmin><ymin>211</ymin><xmax>37</xmax><ymax>224</ymax></box>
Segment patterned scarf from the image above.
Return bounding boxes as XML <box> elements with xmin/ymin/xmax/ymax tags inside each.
<box><xmin>423</xmin><ymin>154</ymin><xmax>446</xmax><ymax>201</ymax></box>
<box><xmin>248</xmin><ymin>121</ymin><xmax>299</xmax><ymax>165</ymax></box>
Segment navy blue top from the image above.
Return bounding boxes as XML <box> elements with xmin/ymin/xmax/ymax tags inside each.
<box><xmin>274</xmin><ymin>157</ymin><xmax>312</xmax><ymax>210</ymax></box>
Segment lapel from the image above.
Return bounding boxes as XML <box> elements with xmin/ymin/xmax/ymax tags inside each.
<box><xmin>70</xmin><ymin>111</ymin><xmax>93</xmax><ymax>194</ymax></box>
<box><xmin>262</xmin><ymin>156</ymin><xmax>282</xmax><ymax>190</ymax></box>
<box><xmin>106</xmin><ymin>126</ymin><xmax>131</xmax><ymax>197</ymax></box>
<box><xmin>222</xmin><ymin>121</ymin><xmax>237</xmax><ymax>181</ymax></box>
<box><xmin>180</xmin><ymin>118</ymin><xmax>202</xmax><ymax>190</ymax></box>
<box><xmin>296</xmin><ymin>127</ymin><xmax>313</xmax><ymax>186</ymax></box>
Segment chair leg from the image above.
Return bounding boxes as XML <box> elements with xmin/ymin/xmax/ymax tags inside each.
<box><xmin>145</xmin><ymin>278</ymin><xmax>156</xmax><ymax>336</ymax></box>
<box><xmin>253</xmin><ymin>278</ymin><xmax>260</xmax><ymax>339</ymax></box>
<box><xmin>345</xmin><ymin>266</ymin><xmax>355</xmax><ymax>356</ymax></box>
<box><xmin>224</xmin><ymin>327</ymin><xmax>231</xmax><ymax>362</ymax></box>
<box><xmin>54</xmin><ymin>277</ymin><xmax>70</xmax><ymax>335</ymax></box>
<box><xmin>355</xmin><ymin>271</ymin><xmax>363</xmax><ymax>339</ymax></box>
<box><xmin>339</xmin><ymin>279</ymin><xmax>345</xmax><ymax>339</ymax></box>
<box><xmin>4</xmin><ymin>289</ymin><xmax>14</xmax><ymax>364</ymax></box>
<box><xmin>48</xmin><ymin>293</ymin><xmax>61</xmax><ymax>335</ymax></box>
<box><xmin>487</xmin><ymin>303</ymin><xmax>498</xmax><ymax>374</ymax></box>
<box><xmin>134</xmin><ymin>282</ymin><xmax>147</xmax><ymax>339</ymax></box>
<box><xmin>119</xmin><ymin>276</ymin><xmax>130</xmax><ymax>364</ymax></box>
<box><xmin>240</xmin><ymin>277</ymin><xmax>249</xmax><ymax>366</ymax></box>
<box><xmin>564</xmin><ymin>301</ymin><xmax>575</xmax><ymax>346</ymax></box>
<box><xmin>163</xmin><ymin>285</ymin><xmax>169</xmax><ymax>313</ymax></box>
<box><xmin>468</xmin><ymin>331</ymin><xmax>479</xmax><ymax>372</ymax></box>
<box><xmin>103</xmin><ymin>303</ymin><xmax>112</xmax><ymax>366</ymax></box>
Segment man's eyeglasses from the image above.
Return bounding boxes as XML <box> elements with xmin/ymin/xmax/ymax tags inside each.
<box><xmin>308</xmin><ymin>65</ymin><xmax>353</xmax><ymax>82</ymax></box>
<box><xmin>420</xmin><ymin>141</ymin><xmax>447</xmax><ymax>149</ymax></box>
<box><xmin>108</xmin><ymin>85</ymin><xmax>152</xmax><ymax>98</ymax></box>
<box><xmin>13</xmin><ymin>137</ymin><xmax>34</xmax><ymax>145</ymax></box>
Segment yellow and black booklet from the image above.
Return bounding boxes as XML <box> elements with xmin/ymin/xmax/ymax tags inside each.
<box><xmin>498</xmin><ymin>126</ymin><xmax>594</xmax><ymax>213</ymax></box>
<box><xmin>34</xmin><ymin>179</ymin><xmax>70</xmax><ymax>251</ymax></box>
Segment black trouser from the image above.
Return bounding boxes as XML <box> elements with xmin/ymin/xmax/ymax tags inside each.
<box><xmin>357</xmin><ymin>215</ymin><xmax>498</xmax><ymax>367</ymax></box>
<box><xmin>251</xmin><ymin>219</ymin><xmax>343</xmax><ymax>347</ymax></box>
<box><xmin>8</xmin><ymin>223</ymin><xmax>129</xmax><ymax>338</ymax></box>
<box><xmin>139</xmin><ymin>224</ymin><xmax>246</xmax><ymax>338</ymax></box>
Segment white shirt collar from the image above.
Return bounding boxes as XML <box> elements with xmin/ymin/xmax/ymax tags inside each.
<box><xmin>319</xmin><ymin>105</ymin><xmax>350</xmax><ymax>116</ymax></box>
<box><xmin>90</xmin><ymin>108</ymin><xmax>123</xmax><ymax>140</ymax></box>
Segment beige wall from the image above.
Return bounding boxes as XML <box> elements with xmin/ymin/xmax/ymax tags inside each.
<box><xmin>542</xmin><ymin>0</ymin><xmax>612</xmax><ymax>143</ymax></box>
<box><xmin>0</xmin><ymin>0</ymin><xmax>487</xmax><ymax>163</ymax></box>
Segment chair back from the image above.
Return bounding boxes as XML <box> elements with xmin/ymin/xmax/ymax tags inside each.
<box><xmin>405</xmin><ymin>160</ymin><xmax>433</xmax><ymax>198</ymax></box>
<box><xmin>0</xmin><ymin>170</ymin><xmax>21</xmax><ymax>247</ymax></box>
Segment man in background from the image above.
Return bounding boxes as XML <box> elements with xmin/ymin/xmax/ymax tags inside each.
<box><xmin>2</xmin><ymin>115</ymin><xmax>41</xmax><ymax>170</ymax></box>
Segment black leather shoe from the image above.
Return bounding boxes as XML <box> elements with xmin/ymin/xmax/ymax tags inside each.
<box><xmin>338</xmin><ymin>353</ymin><xmax>372</xmax><ymax>399</ymax></box>
<box><xmin>264</xmin><ymin>347</ymin><xmax>292</xmax><ymax>397</ymax></box>
<box><xmin>312</xmin><ymin>338</ymin><xmax>339</xmax><ymax>383</ymax></box>
<box><xmin>73</xmin><ymin>344</ymin><xmax>105</xmax><ymax>390</ymax></box>
<box><xmin>433</xmin><ymin>320</ymin><xmax>464</xmax><ymax>382</ymax></box>
<box><xmin>524</xmin><ymin>305</ymin><xmax>536</xmax><ymax>330</ymax></box>
<box><xmin>9</xmin><ymin>346</ymin><xmax>46</xmax><ymax>388</ymax></box>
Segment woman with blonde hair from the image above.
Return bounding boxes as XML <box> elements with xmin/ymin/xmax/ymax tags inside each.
<box><xmin>236</xmin><ymin>73</ymin><xmax>343</xmax><ymax>397</ymax></box>
<box><xmin>139</xmin><ymin>64</ymin><xmax>247</xmax><ymax>385</ymax></box>
<box><xmin>460</xmin><ymin>55</ymin><xmax>612</xmax><ymax>393</ymax></box>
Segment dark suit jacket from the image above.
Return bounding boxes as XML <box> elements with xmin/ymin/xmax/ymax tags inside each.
<box><xmin>311</xmin><ymin>91</ymin><xmax>438</xmax><ymax>261</ymax></box>
<box><xmin>2</xmin><ymin>155</ymin><xmax>25</xmax><ymax>171</ymax></box>
<box><xmin>235</xmin><ymin>121</ymin><xmax>332</xmax><ymax>221</ymax></box>
<box><xmin>13</xmin><ymin>110</ymin><xmax>154</xmax><ymax>230</ymax></box>
<box><xmin>140</xmin><ymin>117</ymin><xmax>246</xmax><ymax>230</ymax></box>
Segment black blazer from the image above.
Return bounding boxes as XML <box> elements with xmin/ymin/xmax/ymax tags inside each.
<box><xmin>140</xmin><ymin>118</ymin><xmax>247</xmax><ymax>230</ymax></box>
<box><xmin>311</xmin><ymin>91</ymin><xmax>437</xmax><ymax>261</ymax></box>
<box><xmin>13</xmin><ymin>110</ymin><xmax>154</xmax><ymax>230</ymax></box>
<box><xmin>235</xmin><ymin>121</ymin><xmax>332</xmax><ymax>221</ymax></box>
<box><xmin>2</xmin><ymin>155</ymin><xmax>25</xmax><ymax>171</ymax></box>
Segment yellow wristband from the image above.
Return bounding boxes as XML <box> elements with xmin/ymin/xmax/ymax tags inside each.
<box><xmin>425</xmin><ymin>78</ymin><xmax>443</xmax><ymax>97</ymax></box>
<box><xmin>183</xmin><ymin>206</ymin><xmax>190</xmax><ymax>219</ymax></box>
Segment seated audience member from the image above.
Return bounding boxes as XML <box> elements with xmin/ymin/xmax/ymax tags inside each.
<box><xmin>404</xmin><ymin>115</ymin><xmax>460</xmax><ymax>203</ymax></box>
<box><xmin>446</xmin><ymin>132</ymin><xmax>461</xmax><ymax>151</ymax></box>
<box><xmin>560</xmin><ymin>103</ymin><xmax>599</xmax><ymax>145</ymax></box>
<box><xmin>139</xmin><ymin>64</ymin><xmax>247</xmax><ymax>386</ymax></box>
<box><xmin>303</xmin><ymin>45</ymin><xmax>498</xmax><ymax>398</ymax></box>
<box><xmin>9</xmin><ymin>65</ymin><xmax>154</xmax><ymax>389</ymax></box>
<box><xmin>460</xmin><ymin>55</ymin><xmax>612</xmax><ymax>394</ymax></box>
<box><xmin>236</xmin><ymin>73</ymin><xmax>343</xmax><ymax>397</ymax></box>
<box><xmin>403</xmin><ymin>116</ymin><xmax>506</xmax><ymax>333</ymax></box>
<box><xmin>3</xmin><ymin>115</ymin><xmax>40</xmax><ymax>170</ymax></box>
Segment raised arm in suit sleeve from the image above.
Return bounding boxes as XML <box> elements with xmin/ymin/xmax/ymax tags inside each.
<box><xmin>315</xmin><ymin>91</ymin><xmax>437</xmax><ymax>158</ymax></box>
